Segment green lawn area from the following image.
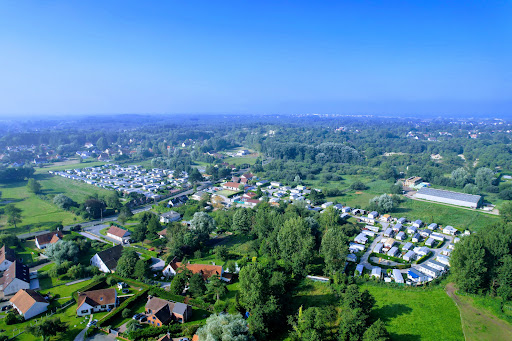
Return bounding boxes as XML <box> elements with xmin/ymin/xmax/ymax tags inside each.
<box><xmin>362</xmin><ymin>284</ymin><xmax>464</xmax><ymax>341</ymax></box>
<box><xmin>215</xmin><ymin>189</ymin><xmax>241</xmax><ymax>197</ymax></box>
<box><xmin>37</xmin><ymin>175</ymin><xmax>111</xmax><ymax>204</ymax></box>
<box><xmin>40</xmin><ymin>278</ymin><xmax>96</xmax><ymax>298</ymax></box>
<box><xmin>228</xmin><ymin>157</ymin><xmax>258</xmax><ymax>165</ymax></box>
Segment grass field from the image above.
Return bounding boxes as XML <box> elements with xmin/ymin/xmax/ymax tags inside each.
<box><xmin>215</xmin><ymin>189</ymin><xmax>241</xmax><ymax>197</ymax></box>
<box><xmin>228</xmin><ymin>157</ymin><xmax>258</xmax><ymax>165</ymax></box>
<box><xmin>362</xmin><ymin>284</ymin><xmax>464</xmax><ymax>341</ymax></box>
<box><xmin>37</xmin><ymin>175</ymin><xmax>111</xmax><ymax>203</ymax></box>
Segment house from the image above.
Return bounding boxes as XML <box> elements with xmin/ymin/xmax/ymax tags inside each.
<box><xmin>430</xmin><ymin>232</ymin><xmax>445</xmax><ymax>242</ymax></box>
<box><xmin>222</xmin><ymin>182</ymin><xmax>242</xmax><ymax>191</ymax></box>
<box><xmin>157</xmin><ymin>228</ymin><xmax>168</xmax><ymax>239</ymax></box>
<box><xmin>163</xmin><ymin>258</ymin><xmax>230</xmax><ymax>282</ymax></box>
<box><xmin>10</xmin><ymin>289</ymin><xmax>49</xmax><ymax>320</ymax></box>
<box><xmin>404</xmin><ymin>176</ymin><xmax>422</xmax><ymax>187</ymax></box>
<box><xmin>359</xmin><ymin>216</ymin><xmax>376</xmax><ymax>225</ymax></box>
<box><xmin>354</xmin><ymin>233</ymin><xmax>368</xmax><ymax>245</ymax></box>
<box><xmin>35</xmin><ymin>231</ymin><xmax>63</xmax><ymax>249</ymax></box>
<box><xmin>106</xmin><ymin>226</ymin><xmax>131</xmax><ymax>243</ymax></box>
<box><xmin>368</xmin><ymin>211</ymin><xmax>379</xmax><ymax>219</ymax></box>
<box><xmin>256</xmin><ymin>180</ymin><xmax>269</xmax><ymax>186</ymax></box>
<box><xmin>392</xmin><ymin>223</ymin><xmax>403</xmax><ymax>232</ymax></box>
<box><xmin>425</xmin><ymin>260</ymin><xmax>448</xmax><ymax>272</ymax></box>
<box><xmin>383</xmin><ymin>228</ymin><xmax>394</xmax><ymax>238</ymax></box>
<box><xmin>90</xmin><ymin>244</ymin><xmax>124</xmax><ymax>273</ymax></box>
<box><xmin>270</xmin><ymin>181</ymin><xmax>282</xmax><ymax>187</ymax></box>
<box><xmin>414</xmin><ymin>246</ymin><xmax>430</xmax><ymax>257</ymax></box>
<box><xmin>0</xmin><ymin>245</ymin><xmax>17</xmax><ymax>271</ymax></box>
<box><xmin>412</xmin><ymin>220</ymin><xmax>423</xmax><ymax>228</ymax></box>
<box><xmin>346</xmin><ymin>254</ymin><xmax>357</xmax><ymax>263</ymax></box>
<box><xmin>321</xmin><ymin>202</ymin><xmax>333</xmax><ymax>209</ymax></box>
<box><xmin>412</xmin><ymin>233</ymin><xmax>421</xmax><ymax>243</ymax></box>
<box><xmin>191</xmin><ymin>191</ymin><xmax>207</xmax><ymax>201</ymax></box>
<box><xmin>361</xmin><ymin>230</ymin><xmax>375</xmax><ymax>237</ymax></box>
<box><xmin>427</xmin><ymin>223</ymin><xmax>438</xmax><ymax>230</ymax></box>
<box><xmin>407</xmin><ymin>268</ymin><xmax>429</xmax><ymax>283</ymax></box>
<box><xmin>355</xmin><ymin>264</ymin><xmax>365</xmax><ymax>276</ymax></box>
<box><xmin>384</xmin><ymin>238</ymin><xmax>395</xmax><ymax>249</ymax></box>
<box><xmin>387</xmin><ymin>247</ymin><xmax>399</xmax><ymax>257</ymax></box>
<box><xmin>403</xmin><ymin>250</ymin><xmax>416</xmax><ymax>262</ymax></box>
<box><xmin>437</xmin><ymin>254</ymin><xmax>451</xmax><ymax>266</ymax></box>
<box><xmin>1</xmin><ymin>261</ymin><xmax>30</xmax><ymax>295</ymax></box>
<box><xmin>397</xmin><ymin>217</ymin><xmax>407</xmax><ymax>224</ymax></box>
<box><xmin>160</xmin><ymin>211</ymin><xmax>181</xmax><ymax>224</ymax></box>
<box><xmin>241</xmin><ymin>172</ymin><xmax>254</xmax><ymax>181</ymax></box>
<box><xmin>145</xmin><ymin>296</ymin><xmax>192</xmax><ymax>325</ymax></box>
<box><xmin>349</xmin><ymin>243</ymin><xmax>365</xmax><ymax>253</ymax></box>
<box><xmin>417</xmin><ymin>264</ymin><xmax>440</xmax><ymax>278</ymax></box>
<box><xmin>395</xmin><ymin>231</ymin><xmax>405</xmax><ymax>241</ymax></box>
<box><xmin>341</xmin><ymin>206</ymin><xmax>351</xmax><ymax>213</ymax></box>
<box><xmin>393</xmin><ymin>269</ymin><xmax>404</xmax><ymax>283</ymax></box>
<box><xmin>243</xmin><ymin>198</ymin><xmax>260</xmax><ymax>208</ymax></box>
<box><xmin>365</xmin><ymin>225</ymin><xmax>379</xmax><ymax>232</ymax></box>
<box><xmin>425</xmin><ymin>238</ymin><xmax>435</xmax><ymax>247</ymax></box>
<box><xmin>76</xmin><ymin>289</ymin><xmax>118</xmax><ymax>316</ymax></box>
<box><xmin>373</xmin><ymin>243</ymin><xmax>383</xmax><ymax>253</ymax></box>
<box><xmin>419</xmin><ymin>230</ymin><xmax>431</xmax><ymax>238</ymax></box>
<box><xmin>371</xmin><ymin>267</ymin><xmax>382</xmax><ymax>280</ymax></box>
<box><xmin>380</xmin><ymin>214</ymin><xmax>391</xmax><ymax>222</ymax></box>
<box><xmin>443</xmin><ymin>226</ymin><xmax>458</xmax><ymax>235</ymax></box>
<box><xmin>407</xmin><ymin>226</ymin><xmax>417</xmax><ymax>234</ymax></box>
<box><xmin>340</xmin><ymin>213</ymin><xmax>350</xmax><ymax>220</ymax></box>
<box><xmin>402</xmin><ymin>242</ymin><xmax>413</xmax><ymax>251</ymax></box>
<box><xmin>168</xmin><ymin>195</ymin><xmax>188</xmax><ymax>207</ymax></box>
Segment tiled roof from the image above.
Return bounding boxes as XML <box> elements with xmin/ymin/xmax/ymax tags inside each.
<box><xmin>96</xmin><ymin>244</ymin><xmax>123</xmax><ymax>270</ymax></box>
<box><xmin>2</xmin><ymin>261</ymin><xmax>30</xmax><ymax>288</ymax></box>
<box><xmin>77</xmin><ymin>288</ymin><xmax>117</xmax><ymax>309</ymax></box>
<box><xmin>35</xmin><ymin>231</ymin><xmax>63</xmax><ymax>246</ymax></box>
<box><xmin>10</xmin><ymin>289</ymin><xmax>48</xmax><ymax>314</ymax></box>
<box><xmin>0</xmin><ymin>245</ymin><xmax>16</xmax><ymax>264</ymax></box>
<box><xmin>106</xmin><ymin>226</ymin><xmax>130</xmax><ymax>238</ymax></box>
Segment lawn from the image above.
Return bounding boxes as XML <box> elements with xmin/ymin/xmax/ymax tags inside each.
<box><xmin>215</xmin><ymin>189</ymin><xmax>241</xmax><ymax>197</ymax></box>
<box><xmin>362</xmin><ymin>284</ymin><xmax>464</xmax><ymax>341</ymax></box>
<box><xmin>37</xmin><ymin>175</ymin><xmax>111</xmax><ymax>203</ymax></box>
<box><xmin>228</xmin><ymin>157</ymin><xmax>258</xmax><ymax>166</ymax></box>
<box><xmin>40</xmin><ymin>278</ymin><xmax>96</xmax><ymax>298</ymax></box>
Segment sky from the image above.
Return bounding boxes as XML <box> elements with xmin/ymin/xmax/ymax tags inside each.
<box><xmin>0</xmin><ymin>1</ymin><xmax>511</xmax><ymax>117</ymax></box>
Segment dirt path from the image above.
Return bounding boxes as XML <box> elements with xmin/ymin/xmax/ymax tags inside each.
<box><xmin>446</xmin><ymin>283</ymin><xmax>512</xmax><ymax>341</ymax></box>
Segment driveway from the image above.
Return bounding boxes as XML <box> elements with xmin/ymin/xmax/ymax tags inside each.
<box><xmin>84</xmin><ymin>224</ymin><xmax>121</xmax><ymax>244</ymax></box>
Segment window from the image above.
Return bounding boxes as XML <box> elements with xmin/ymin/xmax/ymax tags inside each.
<box><xmin>101</xmin><ymin>305</ymin><xmax>106</xmax><ymax>308</ymax></box>
<box><xmin>152</xmin><ymin>316</ymin><xmax>155</xmax><ymax>320</ymax></box>
<box><xmin>157</xmin><ymin>323</ymin><xmax>160</xmax><ymax>326</ymax></box>
<box><xmin>81</xmin><ymin>310</ymin><xmax>88</xmax><ymax>314</ymax></box>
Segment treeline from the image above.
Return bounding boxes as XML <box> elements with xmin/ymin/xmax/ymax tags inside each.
<box><xmin>0</xmin><ymin>166</ymin><xmax>35</xmax><ymax>183</ymax></box>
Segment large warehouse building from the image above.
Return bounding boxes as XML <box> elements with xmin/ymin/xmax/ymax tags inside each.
<box><xmin>415</xmin><ymin>188</ymin><xmax>483</xmax><ymax>208</ymax></box>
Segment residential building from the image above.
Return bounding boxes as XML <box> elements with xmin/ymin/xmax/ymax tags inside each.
<box><xmin>361</xmin><ymin>230</ymin><xmax>375</xmax><ymax>237</ymax></box>
<box><xmin>412</xmin><ymin>233</ymin><xmax>421</xmax><ymax>243</ymax></box>
<box><xmin>407</xmin><ymin>268</ymin><xmax>429</xmax><ymax>283</ymax></box>
<box><xmin>1</xmin><ymin>261</ymin><xmax>30</xmax><ymax>295</ymax></box>
<box><xmin>90</xmin><ymin>244</ymin><xmax>124</xmax><ymax>273</ymax></box>
<box><xmin>349</xmin><ymin>243</ymin><xmax>365</xmax><ymax>253</ymax></box>
<box><xmin>145</xmin><ymin>296</ymin><xmax>192</xmax><ymax>325</ymax></box>
<box><xmin>0</xmin><ymin>245</ymin><xmax>17</xmax><ymax>271</ymax></box>
<box><xmin>157</xmin><ymin>228</ymin><xmax>167</xmax><ymax>239</ymax></box>
<box><xmin>402</xmin><ymin>242</ymin><xmax>413</xmax><ymax>251</ymax></box>
<box><xmin>392</xmin><ymin>269</ymin><xmax>404</xmax><ymax>284</ymax></box>
<box><xmin>413</xmin><ymin>220</ymin><xmax>423</xmax><ymax>228</ymax></box>
<box><xmin>354</xmin><ymin>233</ymin><xmax>368</xmax><ymax>245</ymax></box>
<box><xmin>403</xmin><ymin>250</ymin><xmax>416</xmax><ymax>262</ymax></box>
<box><xmin>419</xmin><ymin>230</ymin><xmax>431</xmax><ymax>238</ymax></box>
<box><xmin>427</xmin><ymin>223</ymin><xmax>438</xmax><ymax>230</ymax></box>
<box><xmin>222</xmin><ymin>182</ymin><xmax>242</xmax><ymax>191</ymax></box>
<box><xmin>437</xmin><ymin>254</ymin><xmax>451</xmax><ymax>266</ymax></box>
<box><xmin>397</xmin><ymin>217</ymin><xmax>407</xmax><ymax>224</ymax></box>
<box><xmin>368</xmin><ymin>211</ymin><xmax>379</xmax><ymax>219</ymax></box>
<box><xmin>163</xmin><ymin>258</ymin><xmax>230</xmax><ymax>282</ymax></box>
<box><xmin>76</xmin><ymin>289</ymin><xmax>118</xmax><ymax>316</ymax></box>
<box><xmin>371</xmin><ymin>267</ymin><xmax>382</xmax><ymax>280</ymax></box>
<box><xmin>383</xmin><ymin>228</ymin><xmax>394</xmax><ymax>238</ymax></box>
<box><xmin>10</xmin><ymin>289</ymin><xmax>49</xmax><ymax>320</ymax></box>
<box><xmin>443</xmin><ymin>226</ymin><xmax>458</xmax><ymax>235</ymax></box>
<box><xmin>387</xmin><ymin>247</ymin><xmax>399</xmax><ymax>257</ymax></box>
<box><xmin>407</xmin><ymin>226</ymin><xmax>417</xmax><ymax>234</ymax></box>
<box><xmin>384</xmin><ymin>238</ymin><xmax>395</xmax><ymax>249</ymax></box>
<box><xmin>417</xmin><ymin>264</ymin><xmax>440</xmax><ymax>278</ymax></box>
<box><xmin>425</xmin><ymin>260</ymin><xmax>448</xmax><ymax>272</ymax></box>
<box><xmin>415</xmin><ymin>187</ymin><xmax>483</xmax><ymax>208</ymax></box>
<box><xmin>191</xmin><ymin>191</ymin><xmax>206</xmax><ymax>201</ymax></box>
<box><xmin>404</xmin><ymin>176</ymin><xmax>422</xmax><ymax>187</ymax></box>
<box><xmin>430</xmin><ymin>232</ymin><xmax>445</xmax><ymax>242</ymax></box>
<box><xmin>355</xmin><ymin>264</ymin><xmax>365</xmax><ymax>276</ymax></box>
<box><xmin>373</xmin><ymin>243</ymin><xmax>383</xmax><ymax>254</ymax></box>
<box><xmin>365</xmin><ymin>225</ymin><xmax>379</xmax><ymax>232</ymax></box>
<box><xmin>106</xmin><ymin>226</ymin><xmax>131</xmax><ymax>243</ymax></box>
<box><xmin>396</xmin><ymin>231</ymin><xmax>406</xmax><ymax>241</ymax></box>
<box><xmin>425</xmin><ymin>238</ymin><xmax>435</xmax><ymax>247</ymax></box>
<box><xmin>392</xmin><ymin>223</ymin><xmax>403</xmax><ymax>232</ymax></box>
<box><xmin>160</xmin><ymin>211</ymin><xmax>181</xmax><ymax>224</ymax></box>
<box><xmin>35</xmin><ymin>231</ymin><xmax>63</xmax><ymax>249</ymax></box>
<box><xmin>346</xmin><ymin>254</ymin><xmax>357</xmax><ymax>263</ymax></box>
<box><xmin>414</xmin><ymin>246</ymin><xmax>430</xmax><ymax>257</ymax></box>
<box><xmin>321</xmin><ymin>202</ymin><xmax>333</xmax><ymax>209</ymax></box>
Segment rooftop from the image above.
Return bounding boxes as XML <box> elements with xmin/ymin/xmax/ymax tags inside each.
<box><xmin>417</xmin><ymin>187</ymin><xmax>482</xmax><ymax>204</ymax></box>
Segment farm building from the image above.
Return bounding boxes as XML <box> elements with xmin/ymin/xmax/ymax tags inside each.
<box><xmin>415</xmin><ymin>188</ymin><xmax>483</xmax><ymax>208</ymax></box>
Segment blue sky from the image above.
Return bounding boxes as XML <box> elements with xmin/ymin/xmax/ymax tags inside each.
<box><xmin>0</xmin><ymin>1</ymin><xmax>511</xmax><ymax>117</ymax></box>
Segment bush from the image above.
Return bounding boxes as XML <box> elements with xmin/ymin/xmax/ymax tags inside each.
<box><xmin>122</xmin><ymin>308</ymin><xmax>131</xmax><ymax>319</ymax></box>
<box><xmin>128</xmin><ymin>324</ymin><xmax>181</xmax><ymax>341</ymax></box>
<box><xmin>213</xmin><ymin>300</ymin><xmax>227</xmax><ymax>313</ymax></box>
<box><xmin>5</xmin><ymin>312</ymin><xmax>22</xmax><ymax>325</ymax></box>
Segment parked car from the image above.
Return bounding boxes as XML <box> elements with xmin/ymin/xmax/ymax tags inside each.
<box><xmin>87</xmin><ymin>319</ymin><xmax>97</xmax><ymax>327</ymax></box>
<box><xmin>1</xmin><ymin>305</ymin><xmax>12</xmax><ymax>311</ymax></box>
<box><xmin>132</xmin><ymin>313</ymin><xmax>143</xmax><ymax>320</ymax></box>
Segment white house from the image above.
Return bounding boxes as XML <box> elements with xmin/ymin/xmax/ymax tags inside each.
<box><xmin>106</xmin><ymin>226</ymin><xmax>131</xmax><ymax>243</ymax></box>
<box><xmin>413</xmin><ymin>220</ymin><xmax>423</xmax><ymax>228</ymax></box>
<box><xmin>35</xmin><ymin>231</ymin><xmax>63</xmax><ymax>249</ymax></box>
<box><xmin>425</xmin><ymin>260</ymin><xmax>448</xmax><ymax>272</ymax></box>
<box><xmin>0</xmin><ymin>245</ymin><xmax>16</xmax><ymax>271</ymax></box>
<box><xmin>443</xmin><ymin>226</ymin><xmax>458</xmax><ymax>235</ymax></box>
<box><xmin>384</xmin><ymin>238</ymin><xmax>396</xmax><ymax>249</ymax></box>
<box><xmin>414</xmin><ymin>246</ymin><xmax>430</xmax><ymax>257</ymax></box>
<box><xmin>160</xmin><ymin>211</ymin><xmax>181</xmax><ymax>224</ymax></box>
<box><xmin>365</xmin><ymin>225</ymin><xmax>379</xmax><ymax>232</ymax></box>
<box><xmin>392</xmin><ymin>269</ymin><xmax>404</xmax><ymax>283</ymax></box>
<box><xmin>368</xmin><ymin>211</ymin><xmax>379</xmax><ymax>219</ymax></box>
<box><xmin>419</xmin><ymin>230</ymin><xmax>431</xmax><ymax>238</ymax></box>
<box><xmin>76</xmin><ymin>288</ymin><xmax>118</xmax><ymax>316</ymax></box>
<box><xmin>396</xmin><ymin>231</ymin><xmax>406</xmax><ymax>241</ymax></box>
<box><xmin>355</xmin><ymin>264</ymin><xmax>365</xmax><ymax>276</ymax></box>
<box><xmin>425</xmin><ymin>238</ymin><xmax>435</xmax><ymax>247</ymax></box>
<box><xmin>90</xmin><ymin>244</ymin><xmax>124</xmax><ymax>273</ymax></box>
<box><xmin>430</xmin><ymin>232</ymin><xmax>445</xmax><ymax>242</ymax></box>
<box><xmin>407</xmin><ymin>268</ymin><xmax>429</xmax><ymax>283</ymax></box>
<box><xmin>349</xmin><ymin>243</ymin><xmax>365</xmax><ymax>253</ymax></box>
<box><xmin>346</xmin><ymin>254</ymin><xmax>358</xmax><ymax>263</ymax></box>
<box><xmin>392</xmin><ymin>223</ymin><xmax>403</xmax><ymax>232</ymax></box>
<box><xmin>407</xmin><ymin>226</ymin><xmax>417</xmax><ymax>234</ymax></box>
<box><xmin>387</xmin><ymin>247</ymin><xmax>399</xmax><ymax>257</ymax></box>
<box><xmin>371</xmin><ymin>267</ymin><xmax>382</xmax><ymax>280</ymax></box>
<box><xmin>361</xmin><ymin>230</ymin><xmax>375</xmax><ymax>237</ymax></box>
<box><xmin>437</xmin><ymin>254</ymin><xmax>451</xmax><ymax>266</ymax></box>
<box><xmin>412</xmin><ymin>233</ymin><xmax>421</xmax><ymax>243</ymax></box>
<box><xmin>402</xmin><ymin>242</ymin><xmax>413</xmax><ymax>251</ymax></box>
<box><xmin>354</xmin><ymin>233</ymin><xmax>368</xmax><ymax>245</ymax></box>
<box><xmin>1</xmin><ymin>261</ymin><xmax>30</xmax><ymax>295</ymax></box>
<box><xmin>383</xmin><ymin>228</ymin><xmax>394</xmax><ymax>238</ymax></box>
<box><xmin>341</xmin><ymin>207</ymin><xmax>351</xmax><ymax>213</ymax></box>
<box><xmin>427</xmin><ymin>223</ymin><xmax>438</xmax><ymax>230</ymax></box>
<box><xmin>373</xmin><ymin>243</ymin><xmax>383</xmax><ymax>254</ymax></box>
<box><xmin>403</xmin><ymin>250</ymin><xmax>416</xmax><ymax>262</ymax></box>
<box><xmin>321</xmin><ymin>202</ymin><xmax>333</xmax><ymax>209</ymax></box>
<box><xmin>417</xmin><ymin>264</ymin><xmax>439</xmax><ymax>278</ymax></box>
<box><xmin>10</xmin><ymin>289</ymin><xmax>49</xmax><ymax>320</ymax></box>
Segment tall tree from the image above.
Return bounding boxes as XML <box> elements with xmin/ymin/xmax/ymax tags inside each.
<box><xmin>206</xmin><ymin>274</ymin><xmax>228</xmax><ymax>301</ymax></box>
<box><xmin>277</xmin><ymin>217</ymin><xmax>314</xmax><ymax>276</ymax></box>
<box><xmin>27</xmin><ymin>317</ymin><xmax>67</xmax><ymax>341</ymax></box>
<box><xmin>116</xmin><ymin>248</ymin><xmax>139</xmax><ymax>278</ymax></box>
<box><xmin>451</xmin><ymin>237</ymin><xmax>487</xmax><ymax>293</ymax></box>
<box><xmin>232</xmin><ymin>208</ymin><xmax>252</xmax><ymax>233</ymax></box>
<box><xmin>362</xmin><ymin>319</ymin><xmax>389</xmax><ymax>341</ymax></box>
<box><xmin>321</xmin><ymin>226</ymin><xmax>349</xmax><ymax>275</ymax></box>
<box><xmin>190</xmin><ymin>212</ymin><xmax>216</xmax><ymax>241</ymax></box>
<box><xmin>26</xmin><ymin>178</ymin><xmax>42</xmax><ymax>194</ymax></box>
<box><xmin>4</xmin><ymin>204</ymin><xmax>22</xmax><ymax>228</ymax></box>
<box><xmin>475</xmin><ymin>167</ymin><xmax>494</xmax><ymax>189</ymax></box>
<box><xmin>196</xmin><ymin>313</ymin><xmax>250</xmax><ymax>341</ymax></box>
<box><xmin>45</xmin><ymin>240</ymin><xmax>80</xmax><ymax>265</ymax></box>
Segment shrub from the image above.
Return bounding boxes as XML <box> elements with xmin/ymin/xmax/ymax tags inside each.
<box><xmin>122</xmin><ymin>308</ymin><xmax>131</xmax><ymax>319</ymax></box>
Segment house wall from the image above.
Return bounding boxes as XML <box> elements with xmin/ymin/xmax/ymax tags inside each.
<box><xmin>77</xmin><ymin>302</ymin><xmax>116</xmax><ymax>316</ymax></box>
<box><xmin>4</xmin><ymin>279</ymin><xmax>30</xmax><ymax>296</ymax></box>
<box><xmin>23</xmin><ymin>302</ymin><xmax>49</xmax><ymax>320</ymax></box>
<box><xmin>91</xmin><ymin>254</ymin><xmax>110</xmax><ymax>273</ymax></box>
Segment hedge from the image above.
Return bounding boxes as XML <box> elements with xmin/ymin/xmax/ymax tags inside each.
<box><xmin>128</xmin><ymin>323</ymin><xmax>182</xmax><ymax>341</ymax></box>
<box><xmin>415</xmin><ymin>252</ymin><xmax>432</xmax><ymax>264</ymax></box>
<box><xmin>72</xmin><ymin>276</ymin><xmax>107</xmax><ymax>301</ymax></box>
<box><xmin>148</xmin><ymin>286</ymin><xmax>212</xmax><ymax>311</ymax></box>
<box><xmin>370</xmin><ymin>252</ymin><xmax>408</xmax><ymax>264</ymax></box>
<box><xmin>97</xmin><ymin>288</ymin><xmax>148</xmax><ymax>328</ymax></box>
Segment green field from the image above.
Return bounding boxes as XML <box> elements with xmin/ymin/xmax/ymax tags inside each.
<box><xmin>228</xmin><ymin>157</ymin><xmax>258</xmax><ymax>166</ymax></box>
<box><xmin>215</xmin><ymin>189</ymin><xmax>241</xmax><ymax>197</ymax></box>
<box><xmin>362</xmin><ymin>284</ymin><xmax>464</xmax><ymax>341</ymax></box>
<box><xmin>37</xmin><ymin>175</ymin><xmax>111</xmax><ymax>203</ymax></box>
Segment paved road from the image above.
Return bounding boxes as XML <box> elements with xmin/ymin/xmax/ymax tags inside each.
<box><xmin>74</xmin><ymin>315</ymin><xmax>93</xmax><ymax>341</ymax></box>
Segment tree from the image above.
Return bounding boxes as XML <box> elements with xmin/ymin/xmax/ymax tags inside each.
<box><xmin>53</xmin><ymin>194</ymin><xmax>77</xmax><ymax>210</ymax></box>
<box><xmin>214</xmin><ymin>245</ymin><xmax>229</xmax><ymax>261</ymax></box>
<box><xmin>497</xmin><ymin>255</ymin><xmax>512</xmax><ymax>301</ymax></box>
<box><xmin>368</xmin><ymin>194</ymin><xmax>397</xmax><ymax>213</ymax></box>
<box><xmin>451</xmin><ymin>167</ymin><xmax>471</xmax><ymax>188</ymax></box>
<box><xmin>288</xmin><ymin>306</ymin><xmax>335</xmax><ymax>341</ymax></box>
<box><xmin>320</xmin><ymin>206</ymin><xmax>339</xmax><ymax>230</ymax></box>
<box><xmin>350</xmin><ymin>181</ymin><xmax>367</xmax><ymax>190</ymax></box>
<box><xmin>134</xmin><ymin>259</ymin><xmax>149</xmax><ymax>280</ymax></box>
<box><xmin>475</xmin><ymin>167</ymin><xmax>494</xmax><ymax>189</ymax></box>
<box><xmin>131</xmin><ymin>224</ymin><xmax>147</xmax><ymax>242</ymax></box>
<box><xmin>451</xmin><ymin>237</ymin><xmax>487</xmax><ymax>293</ymax></box>
<box><xmin>190</xmin><ymin>212</ymin><xmax>216</xmax><ymax>240</ymax></box>
<box><xmin>96</xmin><ymin>136</ymin><xmax>107</xmax><ymax>151</ymax></box>
<box><xmin>45</xmin><ymin>240</ymin><xmax>80</xmax><ymax>265</ymax></box>
<box><xmin>122</xmin><ymin>308</ymin><xmax>132</xmax><ymax>319</ymax></box>
<box><xmin>232</xmin><ymin>208</ymin><xmax>252</xmax><ymax>233</ymax></box>
<box><xmin>363</xmin><ymin>319</ymin><xmax>389</xmax><ymax>341</ymax></box>
<box><xmin>4</xmin><ymin>204</ymin><xmax>22</xmax><ymax>228</ymax></box>
<box><xmin>277</xmin><ymin>217</ymin><xmax>315</xmax><ymax>275</ymax></box>
<box><xmin>26</xmin><ymin>178</ymin><xmax>42</xmax><ymax>194</ymax></box>
<box><xmin>196</xmin><ymin>313</ymin><xmax>250</xmax><ymax>341</ymax></box>
<box><xmin>169</xmin><ymin>272</ymin><xmax>187</xmax><ymax>295</ymax></box>
<box><xmin>501</xmin><ymin>201</ymin><xmax>512</xmax><ymax>223</ymax></box>
<box><xmin>27</xmin><ymin>317</ymin><xmax>67</xmax><ymax>341</ymax></box>
<box><xmin>338</xmin><ymin>308</ymin><xmax>368</xmax><ymax>341</ymax></box>
<box><xmin>83</xmin><ymin>198</ymin><xmax>106</xmax><ymax>219</ymax></box>
<box><xmin>188</xmin><ymin>272</ymin><xmax>207</xmax><ymax>297</ymax></box>
<box><xmin>206</xmin><ymin>274</ymin><xmax>227</xmax><ymax>301</ymax></box>
<box><xmin>104</xmin><ymin>192</ymin><xmax>121</xmax><ymax>210</ymax></box>
<box><xmin>188</xmin><ymin>168</ymin><xmax>204</xmax><ymax>183</ymax></box>
<box><xmin>66</xmin><ymin>264</ymin><xmax>85</xmax><ymax>279</ymax></box>
<box><xmin>321</xmin><ymin>226</ymin><xmax>348</xmax><ymax>275</ymax></box>
<box><xmin>116</xmin><ymin>248</ymin><xmax>139</xmax><ymax>278</ymax></box>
